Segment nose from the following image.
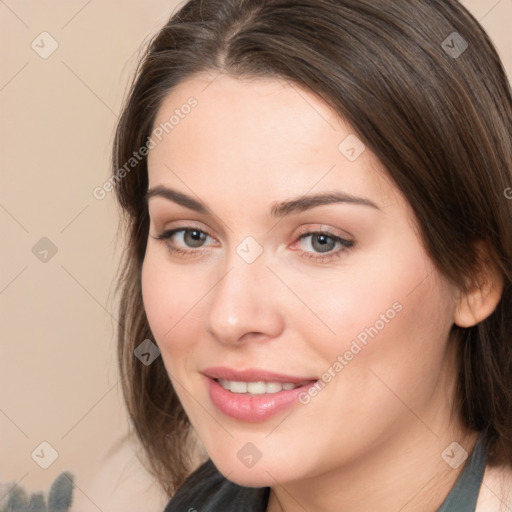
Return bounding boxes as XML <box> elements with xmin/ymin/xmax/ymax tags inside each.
<box><xmin>205</xmin><ymin>253</ymin><xmax>284</xmax><ymax>346</ymax></box>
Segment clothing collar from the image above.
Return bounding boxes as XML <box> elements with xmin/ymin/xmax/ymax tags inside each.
<box><xmin>436</xmin><ymin>432</ymin><xmax>488</xmax><ymax>512</ymax></box>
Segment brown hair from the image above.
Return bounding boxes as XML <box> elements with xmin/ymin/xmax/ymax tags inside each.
<box><xmin>111</xmin><ymin>0</ymin><xmax>512</xmax><ymax>496</ymax></box>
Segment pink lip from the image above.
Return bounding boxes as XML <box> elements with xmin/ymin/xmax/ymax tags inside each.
<box><xmin>202</xmin><ymin>367</ymin><xmax>318</xmax><ymax>422</ymax></box>
<box><xmin>203</xmin><ymin>366</ymin><xmax>316</xmax><ymax>384</ymax></box>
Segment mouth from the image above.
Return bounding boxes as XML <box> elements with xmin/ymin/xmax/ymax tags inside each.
<box><xmin>215</xmin><ymin>378</ymin><xmax>311</xmax><ymax>395</ymax></box>
<box><xmin>203</xmin><ymin>367</ymin><xmax>318</xmax><ymax>422</ymax></box>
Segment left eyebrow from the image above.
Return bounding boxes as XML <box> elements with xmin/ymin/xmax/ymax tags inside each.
<box><xmin>270</xmin><ymin>191</ymin><xmax>380</xmax><ymax>217</ymax></box>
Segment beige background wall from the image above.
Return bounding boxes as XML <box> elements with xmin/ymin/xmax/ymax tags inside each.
<box><xmin>1</xmin><ymin>1</ymin><xmax>511</xmax><ymax>511</ymax></box>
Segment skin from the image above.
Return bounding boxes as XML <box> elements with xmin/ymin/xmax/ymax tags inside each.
<box><xmin>141</xmin><ymin>73</ymin><xmax>503</xmax><ymax>512</ymax></box>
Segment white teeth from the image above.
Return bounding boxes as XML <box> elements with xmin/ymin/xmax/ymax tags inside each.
<box><xmin>217</xmin><ymin>379</ymin><xmax>301</xmax><ymax>394</ymax></box>
<box><xmin>230</xmin><ymin>381</ymin><xmax>247</xmax><ymax>393</ymax></box>
<box><xmin>247</xmin><ymin>381</ymin><xmax>267</xmax><ymax>394</ymax></box>
<box><xmin>265</xmin><ymin>382</ymin><xmax>284</xmax><ymax>394</ymax></box>
<box><xmin>219</xmin><ymin>379</ymin><xmax>230</xmax><ymax>389</ymax></box>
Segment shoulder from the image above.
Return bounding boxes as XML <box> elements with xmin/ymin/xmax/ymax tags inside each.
<box><xmin>162</xmin><ymin>459</ymin><xmax>269</xmax><ymax>512</ymax></box>
<box><xmin>476</xmin><ymin>463</ymin><xmax>512</xmax><ymax>512</ymax></box>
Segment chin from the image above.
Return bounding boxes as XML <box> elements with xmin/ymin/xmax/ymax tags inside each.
<box><xmin>222</xmin><ymin>469</ymin><xmax>276</xmax><ymax>488</ymax></box>
<box><xmin>212</xmin><ymin>456</ymin><xmax>291</xmax><ymax>488</ymax></box>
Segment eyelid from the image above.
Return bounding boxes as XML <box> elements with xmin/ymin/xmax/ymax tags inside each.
<box><xmin>148</xmin><ymin>206</ymin><xmax>227</xmax><ymax>240</ymax></box>
<box><xmin>293</xmin><ymin>224</ymin><xmax>353</xmax><ymax>240</ymax></box>
<box><xmin>152</xmin><ymin>225</ymin><xmax>217</xmax><ymax>246</ymax></box>
<box><xmin>152</xmin><ymin>219</ymin><xmax>215</xmax><ymax>238</ymax></box>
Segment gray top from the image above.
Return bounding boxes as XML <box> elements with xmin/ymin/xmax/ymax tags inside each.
<box><xmin>437</xmin><ymin>432</ymin><xmax>488</xmax><ymax>511</ymax></box>
<box><xmin>163</xmin><ymin>432</ymin><xmax>488</xmax><ymax>512</ymax></box>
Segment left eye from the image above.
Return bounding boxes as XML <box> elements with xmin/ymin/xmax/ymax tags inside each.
<box><xmin>298</xmin><ymin>232</ymin><xmax>340</xmax><ymax>253</ymax></box>
<box><xmin>296</xmin><ymin>232</ymin><xmax>353</xmax><ymax>254</ymax></box>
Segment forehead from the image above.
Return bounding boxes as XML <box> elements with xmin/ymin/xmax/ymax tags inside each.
<box><xmin>147</xmin><ymin>73</ymin><xmax>404</xmax><ymax>214</ymax></box>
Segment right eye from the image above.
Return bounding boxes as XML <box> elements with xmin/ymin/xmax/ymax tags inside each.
<box><xmin>153</xmin><ymin>227</ymin><xmax>216</xmax><ymax>257</ymax></box>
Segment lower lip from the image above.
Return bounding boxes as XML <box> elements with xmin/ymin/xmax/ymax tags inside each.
<box><xmin>206</xmin><ymin>377</ymin><xmax>317</xmax><ymax>422</ymax></box>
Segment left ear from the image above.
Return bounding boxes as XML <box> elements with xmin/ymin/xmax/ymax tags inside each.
<box><xmin>454</xmin><ymin>240</ymin><xmax>504</xmax><ymax>328</ymax></box>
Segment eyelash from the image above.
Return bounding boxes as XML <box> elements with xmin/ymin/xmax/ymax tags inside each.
<box><xmin>152</xmin><ymin>227</ymin><xmax>354</xmax><ymax>263</ymax></box>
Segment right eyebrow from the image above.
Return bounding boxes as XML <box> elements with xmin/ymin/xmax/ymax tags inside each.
<box><xmin>145</xmin><ymin>186</ymin><xmax>210</xmax><ymax>215</ymax></box>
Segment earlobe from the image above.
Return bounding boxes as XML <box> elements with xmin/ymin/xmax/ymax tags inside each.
<box><xmin>454</xmin><ymin>244</ymin><xmax>504</xmax><ymax>328</ymax></box>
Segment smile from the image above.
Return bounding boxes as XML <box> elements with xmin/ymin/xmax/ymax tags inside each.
<box><xmin>217</xmin><ymin>379</ymin><xmax>306</xmax><ymax>394</ymax></box>
<box><xmin>202</xmin><ymin>367</ymin><xmax>318</xmax><ymax>422</ymax></box>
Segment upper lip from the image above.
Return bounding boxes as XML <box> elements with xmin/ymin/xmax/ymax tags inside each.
<box><xmin>202</xmin><ymin>366</ymin><xmax>317</xmax><ymax>384</ymax></box>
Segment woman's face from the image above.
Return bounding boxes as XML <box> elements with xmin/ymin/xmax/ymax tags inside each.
<box><xmin>142</xmin><ymin>73</ymin><xmax>460</xmax><ymax>486</ymax></box>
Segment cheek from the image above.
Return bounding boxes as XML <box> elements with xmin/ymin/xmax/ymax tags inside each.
<box><xmin>141</xmin><ymin>255</ymin><xmax>171</xmax><ymax>339</ymax></box>
<box><xmin>307</xmin><ymin>247</ymin><xmax>456</xmax><ymax>418</ymax></box>
<box><xmin>141</xmin><ymin>252</ymin><xmax>205</xmax><ymax>358</ymax></box>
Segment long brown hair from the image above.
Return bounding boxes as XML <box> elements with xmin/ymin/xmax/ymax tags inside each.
<box><xmin>111</xmin><ymin>0</ymin><xmax>512</xmax><ymax>496</ymax></box>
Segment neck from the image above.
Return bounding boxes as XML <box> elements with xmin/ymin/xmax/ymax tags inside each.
<box><xmin>267</xmin><ymin>428</ymin><xmax>479</xmax><ymax>512</ymax></box>
<box><xmin>266</xmin><ymin>345</ymin><xmax>480</xmax><ymax>512</ymax></box>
